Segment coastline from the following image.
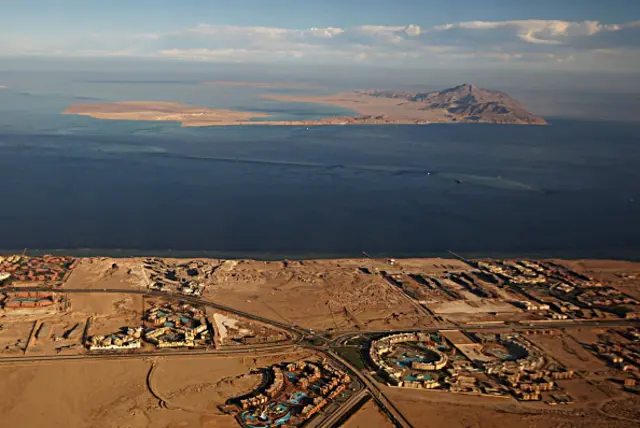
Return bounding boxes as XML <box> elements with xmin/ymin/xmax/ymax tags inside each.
<box><xmin>62</xmin><ymin>90</ymin><xmax>547</xmax><ymax>127</ymax></box>
<box><xmin>262</xmin><ymin>91</ymin><xmax>443</xmax><ymax>120</ymax></box>
<box><xmin>261</xmin><ymin>91</ymin><xmax>547</xmax><ymax>126</ymax></box>
<box><xmin>2</xmin><ymin>248</ymin><xmax>639</xmax><ymax>262</ymax></box>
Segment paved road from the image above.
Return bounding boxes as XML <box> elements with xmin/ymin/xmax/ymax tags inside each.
<box><xmin>0</xmin><ymin>344</ymin><xmax>301</xmax><ymax>364</ymax></box>
<box><xmin>4</xmin><ymin>286</ymin><xmax>308</xmax><ymax>342</ymax></box>
<box><xmin>313</xmin><ymin>390</ymin><xmax>370</xmax><ymax>428</ymax></box>
<box><xmin>6</xmin><ymin>285</ymin><xmax>636</xmax><ymax>427</ymax></box>
<box><xmin>327</xmin><ymin>350</ymin><xmax>413</xmax><ymax>428</ymax></box>
<box><xmin>1</xmin><ymin>286</ymin><xmax>414</xmax><ymax>426</ymax></box>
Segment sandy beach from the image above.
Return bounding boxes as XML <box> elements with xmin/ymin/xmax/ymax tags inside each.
<box><xmin>62</xmin><ymin>101</ymin><xmax>272</xmax><ymax>127</ymax></box>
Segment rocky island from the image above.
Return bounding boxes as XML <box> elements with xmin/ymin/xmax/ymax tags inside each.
<box><xmin>265</xmin><ymin>83</ymin><xmax>547</xmax><ymax>125</ymax></box>
<box><xmin>62</xmin><ymin>84</ymin><xmax>546</xmax><ymax>126</ymax></box>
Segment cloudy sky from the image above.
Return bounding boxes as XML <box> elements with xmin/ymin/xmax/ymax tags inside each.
<box><xmin>1</xmin><ymin>0</ymin><xmax>639</xmax><ymax>72</ymax></box>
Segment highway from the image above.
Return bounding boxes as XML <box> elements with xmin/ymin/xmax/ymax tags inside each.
<box><xmin>3</xmin><ymin>285</ymin><xmax>638</xmax><ymax>428</ymax></box>
<box><xmin>327</xmin><ymin>350</ymin><xmax>413</xmax><ymax>428</ymax></box>
<box><xmin>0</xmin><ymin>344</ymin><xmax>301</xmax><ymax>365</ymax></box>
<box><xmin>1</xmin><ymin>286</ymin><xmax>414</xmax><ymax>426</ymax></box>
<box><xmin>312</xmin><ymin>390</ymin><xmax>370</xmax><ymax>428</ymax></box>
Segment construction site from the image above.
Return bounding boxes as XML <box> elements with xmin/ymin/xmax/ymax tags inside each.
<box><xmin>211</xmin><ymin>311</ymin><xmax>290</xmax><ymax>347</ymax></box>
<box><xmin>143</xmin><ymin>258</ymin><xmax>218</xmax><ymax>296</ymax></box>
<box><xmin>0</xmin><ymin>298</ymin><xmax>86</xmax><ymax>355</ymax></box>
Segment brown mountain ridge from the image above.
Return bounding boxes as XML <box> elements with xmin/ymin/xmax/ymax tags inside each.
<box><xmin>363</xmin><ymin>84</ymin><xmax>546</xmax><ymax>125</ymax></box>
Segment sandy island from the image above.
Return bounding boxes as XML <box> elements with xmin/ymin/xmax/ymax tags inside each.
<box><xmin>62</xmin><ymin>101</ymin><xmax>273</xmax><ymax>127</ymax></box>
<box><xmin>61</xmin><ymin>97</ymin><xmax>458</xmax><ymax>127</ymax></box>
<box><xmin>62</xmin><ymin>100</ymin><xmax>362</xmax><ymax>127</ymax></box>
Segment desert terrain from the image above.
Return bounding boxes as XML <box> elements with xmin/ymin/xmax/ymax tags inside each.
<box><xmin>342</xmin><ymin>399</ymin><xmax>395</xmax><ymax>428</ymax></box>
<box><xmin>205</xmin><ymin>259</ymin><xmax>434</xmax><ymax>331</ymax></box>
<box><xmin>62</xmin><ymin>101</ymin><xmax>271</xmax><ymax>126</ymax></box>
<box><xmin>383</xmin><ymin>384</ymin><xmax>639</xmax><ymax>428</ymax></box>
<box><xmin>1</xmin><ymin>255</ymin><xmax>639</xmax><ymax>428</ymax></box>
<box><xmin>0</xmin><ymin>352</ymin><xmax>314</xmax><ymax>428</ymax></box>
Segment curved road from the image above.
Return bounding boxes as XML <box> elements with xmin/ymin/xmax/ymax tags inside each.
<box><xmin>1</xmin><ymin>286</ymin><xmax>409</xmax><ymax>427</ymax></box>
<box><xmin>8</xmin><ymin>286</ymin><xmax>633</xmax><ymax>427</ymax></box>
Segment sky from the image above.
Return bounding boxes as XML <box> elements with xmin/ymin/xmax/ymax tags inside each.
<box><xmin>1</xmin><ymin>0</ymin><xmax>640</xmax><ymax>72</ymax></box>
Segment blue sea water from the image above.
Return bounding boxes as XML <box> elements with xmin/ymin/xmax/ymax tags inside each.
<box><xmin>0</xmin><ymin>75</ymin><xmax>639</xmax><ymax>259</ymax></box>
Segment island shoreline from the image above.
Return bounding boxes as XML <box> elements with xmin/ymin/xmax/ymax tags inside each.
<box><xmin>61</xmin><ymin>84</ymin><xmax>548</xmax><ymax>127</ymax></box>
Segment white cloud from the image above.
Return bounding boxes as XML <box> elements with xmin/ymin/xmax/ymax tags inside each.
<box><xmin>158</xmin><ymin>48</ymin><xmax>249</xmax><ymax>58</ymax></box>
<box><xmin>157</xmin><ymin>47</ymin><xmax>307</xmax><ymax>62</ymax></box>
<box><xmin>427</xmin><ymin>19</ymin><xmax>640</xmax><ymax>50</ymax></box>
<box><xmin>2</xmin><ymin>19</ymin><xmax>638</xmax><ymax>70</ymax></box>
<box><xmin>405</xmin><ymin>25</ymin><xmax>422</xmax><ymax>37</ymax></box>
<box><xmin>356</xmin><ymin>25</ymin><xmax>407</xmax><ymax>33</ymax></box>
<box><xmin>352</xmin><ymin>24</ymin><xmax>422</xmax><ymax>41</ymax></box>
<box><xmin>309</xmin><ymin>27</ymin><xmax>345</xmax><ymax>38</ymax></box>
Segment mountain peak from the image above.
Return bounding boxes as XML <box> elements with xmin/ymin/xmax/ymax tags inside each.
<box><xmin>453</xmin><ymin>83</ymin><xmax>476</xmax><ymax>91</ymax></box>
<box><xmin>362</xmin><ymin>84</ymin><xmax>546</xmax><ymax>125</ymax></box>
